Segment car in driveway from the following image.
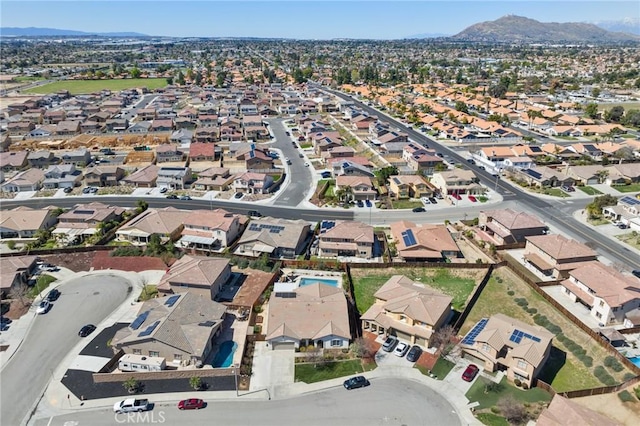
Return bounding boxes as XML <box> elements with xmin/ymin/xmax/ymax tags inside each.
<box><xmin>159</xmin><ymin>187</ymin><xmax>168</xmax><ymax>193</ymax></box>
<box><xmin>166</xmin><ymin>194</ymin><xmax>178</xmax><ymax>199</ymax></box>
<box><xmin>412</xmin><ymin>207</ymin><xmax>426</xmax><ymax>213</ymax></box>
<box><xmin>248</xmin><ymin>210</ymin><xmax>263</xmax><ymax>218</ymax></box>
<box><xmin>343</xmin><ymin>376</ymin><xmax>370</xmax><ymax>390</ymax></box>
<box><xmin>428</xmin><ymin>197</ymin><xmax>437</xmax><ymax>204</ymax></box>
<box><xmin>393</xmin><ymin>342</ymin><xmax>409</xmax><ymax>357</ymax></box>
<box><xmin>406</xmin><ymin>345</ymin><xmax>423</xmax><ymax>362</ymax></box>
<box><xmin>63</xmin><ymin>186</ymin><xmax>73</xmax><ymax>193</ymax></box>
<box><xmin>36</xmin><ymin>300</ymin><xmax>51</xmax><ymax>315</ymax></box>
<box><xmin>234</xmin><ymin>192</ymin><xmax>244</xmax><ymax>199</ymax></box>
<box><xmin>462</xmin><ymin>364</ymin><xmax>479</xmax><ymax>382</ymax></box>
<box><xmin>46</xmin><ymin>289</ymin><xmax>61</xmax><ymax>302</ymax></box>
<box><xmin>468</xmin><ymin>195</ymin><xmax>477</xmax><ymax>202</ymax></box>
<box><xmin>178</xmin><ymin>398</ymin><xmax>205</xmax><ymax>410</ymax></box>
<box><xmin>180</xmin><ymin>195</ymin><xmax>192</xmax><ymax>200</ymax></box>
<box><xmin>452</xmin><ymin>193</ymin><xmax>462</xmax><ymax>201</ymax></box>
<box><xmin>357</xmin><ymin>200</ymin><xmax>364</xmax><ymax>207</ymax></box>
<box><xmin>78</xmin><ymin>324</ymin><xmax>96</xmax><ymax>337</ymax></box>
<box><xmin>0</xmin><ymin>316</ymin><xmax>12</xmax><ymax>329</ymax></box>
<box><xmin>320</xmin><ymin>171</ymin><xmax>332</xmax><ymax>178</ymax></box>
<box><xmin>365</xmin><ymin>199</ymin><xmax>372</xmax><ymax>207</ymax></box>
<box><xmin>421</xmin><ymin>197</ymin><xmax>431</xmax><ymax>205</ymax></box>
<box><xmin>382</xmin><ymin>335</ymin><xmax>398</xmax><ymax>352</ymax></box>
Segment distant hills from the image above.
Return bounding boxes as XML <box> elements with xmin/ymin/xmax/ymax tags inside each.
<box><xmin>593</xmin><ymin>18</ymin><xmax>640</xmax><ymax>35</ymax></box>
<box><xmin>451</xmin><ymin>15</ymin><xmax>640</xmax><ymax>43</ymax></box>
<box><xmin>0</xmin><ymin>27</ymin><xmax>148</xmax><ymax>37</ymax></box>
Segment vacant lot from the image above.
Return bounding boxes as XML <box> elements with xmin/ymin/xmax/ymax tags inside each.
<box><xmin>460</xmin><ymin>266</ymin><xmax>634</xmax><ymax>392</ymax></box>
<box><xmin>350</xmin><ymin>266</ymin><xmax>486</xmax><ymax>313</ymax></box>
<box><xmin>23</xmin><ymin>78</ymin><xmax>168</xmax><ymax>95</ymax></box>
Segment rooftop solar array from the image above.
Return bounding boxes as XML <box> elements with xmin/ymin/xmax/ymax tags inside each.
<box><xmin>165</xmin><ymin>295</ymin><xmax>180</xmax><ymax>307</ymax></box>
<box><xmin>248</xmin><ymin>223</ymin><xmax>285</xmax><ymax>233</ymax></box>
<box><xmin>524</xmin><ymin>169</ymin><xmax>542</xmax><ymax>180</ymax></box>
<box><xmin>401</xmin><ymin>229</ymin><xmax>417</xmax><ymax>246</ymax></box>
<box><xmin>321</xmin><ymin>221</ymin><xmax>336</xmax><ymax>230</ymax></box>
<box><xmin>138</xmin><ymin>320</ymin><xmax>160</xmax><ymax>337</ymax></box>
<box><xmin>131</xmin><ymin>311</ymin><xmax>150</xmax><ymax>330</ymax></box>
<box><xmin>509</xmin><ymin>329</ymin><xmax>541</xmax><ymax>344</ymax></box>
<box><xmin>529</xmin><ymin>146</ymin><xmax>543</xmax><ymax>152</ymax></box>
<box><xmin>620</xmin><ymin>196</ymin><xmax>640</xmax><ymax>206</ymax></box>
<box><xmin>461</xmin><ymin>318</ymin><xmax>488</xmax><ymax>345</ymax></box>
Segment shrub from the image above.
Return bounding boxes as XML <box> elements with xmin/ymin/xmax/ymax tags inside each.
<box><xmin>635</xmin><ymin>386</ymin><xmax>640</xmax><ymax>399</ymax></box>
<box><xmin>521</xmin><ymin>383</ymin><xmax>529</xmax><ymax>390</ymax></box>
<box><xmin>507</xmin><ymin>290</ymin><xmax>514</xmax><ymax>296</ymax></box>
<box><xmin>618</xmin><ymin>390</ymin><xmax>636</xmax><ymax>403</ymax></box>
<box><xmin>624</xmin><ymin>373</ymin><xmax>636</xmax><ymax>382</ymax></box>
<box><xmin>555</xmin><ymin>333</ymin><xmax>566</xmax><ymax>343</ymax></box>
<box><xmin>485</xmin><ymin>381</ymin><xmax>504</xmax><ymax>393</ymax></box>
<box><xmin>490</xmin><ymin>406</ymin><xmax>500</xmax><ymax>414</ymax></box>
<box><xmin>545</xmin><ymin>324</ymin><xmax>562</xmax><ymax>335</ymax></box>
<box><xmin>580</xmin><ymin>355</ymin><xmax>593</xmax><ymax>368</ymax></box>
<box><xmin>604</xmin><ymin>356</ymin><xmax>624</xmax><ymax>372</ymax></box>
<box><xmin>527</xmin><ymin>307</ymin><xmax>537</xmax><ymax>315</ymax></box>
<box><xmin>513</xmin><ymin>378</ymin><xmax>522</xmax><ymax>387</ymax></box>
<box><xmin>497</xmin><ymin>396</ymin><xmax>528</xmax><ymax>424</ymax></box>
<box><xmin>495</xmin><ymin>277</ymin><xmax>503</xmax><ymax>283</ymax></box>
<box><xmin>594</xmin><ymin>366</ymin><xmax>617</xmax><ymax>386</ymax></box>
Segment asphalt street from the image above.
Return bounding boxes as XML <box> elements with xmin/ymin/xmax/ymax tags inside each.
<box><xmin>0</xmin><ymin>274</ymin><xmax>133</xmax><ymax>426</ymax></box>
<box><xmin>33</xmin><ymin>377</ymin><xmax>462</xmax><ymax>426</ymax></box>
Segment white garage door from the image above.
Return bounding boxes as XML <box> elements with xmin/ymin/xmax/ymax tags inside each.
<box><xmin>272</xmin><ymin>342</ymin><xmax>295</xmax><ymax>351</ymax></box>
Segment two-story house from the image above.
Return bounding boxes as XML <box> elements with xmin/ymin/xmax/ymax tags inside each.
<box><xmin>232</xmin><ymin>172</ymin><xmax>273</xmax><ymax>194</ymax></box>
<box><xmin>335</xmin><ymin>175</ymin><xmax>377</xmax><ymax>201</ymax></box>
<box><xmin>430</xmin><ymin>170</ymin><xmax>484</xmax><ymax>196</ymax></box>
<box><xmin>156</xmin><ymin>144</ymin><xmax>184</xmax><ymax>163</ymax></box>
<box><xmin>157</xmin><ymin>167</ymin><xmax>191</xmax><ymax>190</ymax></box>
<box><xmin>318</xmin><ymin>220</ymin><xmax>374</xmax><ymax>259</ymax></box>
<box><xmin>42</xmin><ymin>164</ymin><xmax>82</xmax><ymax>189</ymax></box>
<box><xmin>177</xmin><ymin>209</ymin><xmax>245</xmax><ymax>253</ymax></box>
<box><xmin>60</xmin><ymin>148</ymin><xmax>92</xmax><ymax>167</ymax></box>
<box><xmin>523</xmin><ymin>234</ymin><xmax>598</xmax><ymax>279</ymax></box>
<box><xmin>84</xmin><ymin>165</ymin><xmax>125</xmax><ymax>187</ymax></box>
<box><xmin>387</xmin><ymin>175</ymin><xmax>433</xmax><ymax>199</ymax></box>
<box><xmin>478</xmin><ymin>209</ymin><xmax>548</xmax><ymax>245</ymax></box>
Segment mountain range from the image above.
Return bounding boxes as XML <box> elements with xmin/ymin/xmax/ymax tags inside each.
<box><xmin>451</xmin><ymin>15</ymin><xmax>639</xmax><ymax>43</ymax></box>
<box><xmin>0</xmin><ymin>27</ymin><xmax>148</xmax><ymax>37</ymax></box>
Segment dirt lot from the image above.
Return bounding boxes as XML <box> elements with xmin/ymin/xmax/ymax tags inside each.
<box><xmin>38</xmin><ymin>251</ymin><xmax>97</xmax><ymax>272</ymax></box>
<box><xmin>573</xmin><ymin>392</ymin><xmax>640</xmax><ymax>425</ymax></box>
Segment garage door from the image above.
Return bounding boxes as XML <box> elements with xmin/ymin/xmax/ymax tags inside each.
<box><xmin>415</xmin><ymin>337</ymin><xmax>427</xmax><ymax>347</ymax></box>
<box><xmin>272</xmin><ymin>342</ymin><xmax>295</xmax><ymax>351</ymax></box>
<box><xmin>394</xmin><ymin>330</ymin><xmax>412</xmax><ymax>342</ymax></box>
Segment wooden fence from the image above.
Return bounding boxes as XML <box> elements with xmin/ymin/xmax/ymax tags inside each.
<box><xmin>453</xmin><ymin>263</ymin><xmax>500</xmax><ymax>331</ymax></box>
<box><xmin>536</xmin><ymin>375</ymin><xmax>640</xmax><ymax>399</ymax></box>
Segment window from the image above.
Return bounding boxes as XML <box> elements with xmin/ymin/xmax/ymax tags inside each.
<box><xmin>517</xmin><ymin>360</ymin><xmax>527</xmax><ymax>370</ymax></box>
<box><xmin>149</xmin><ymin>351</ymin><xmax>160</xmax><ymax>357</ymax></box>
<box><xmin>174</xmin><ymin>354</ymin><xmax>182</xmax><ymax>360</ymax></box>
<box><xmin>482</xmin><ymin>343</ymin><xmax>490</xmax><ymax>352</ymax></box>
<box><xmin>331</xmin><ymin>339</ymin><xmax>341</xmax><ymax>347</ymax></box>
<box><xmin>133</xmin><ymin>349</ymin><xmax>142</xmax><ymax>355</ymax></box>
<box><xmin>599</xmin><ymin>300</ymin><xmax>605</xmax><ymax>307</ymax></box>
<box><xmin>595</xmin><ymin>312</ymin><xmax>602</xmax><ymax>319</ymax></box>
<box><xmin>612</xmin><ymin>307</ymin><xmax>619</xmax><ymax>312</ymax></box>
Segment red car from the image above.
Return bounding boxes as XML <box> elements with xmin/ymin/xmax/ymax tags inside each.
<box><xmin>178</xmin><ymin>398</ymin><xmax>205</xmax><ymax>410</ymax></box>
<box><xmin>462</xmin><ymin>364</ymin><xmax>479</xmax><ymax>382</ymax></box>
<box><xmin>453</xmin><ymin>193</ymin><xmax>462</xmax><ymax>200</ymax></box>
<box><xmin>468</xmin><ymin>195</ymin><xmax>477</xmax><ymax>202</ymax></box>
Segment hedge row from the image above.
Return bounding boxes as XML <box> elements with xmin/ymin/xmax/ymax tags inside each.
<box><xmin>594</xmin><ymin>365</ymin><xmax>617</xmax><ymax>386</ymax></box>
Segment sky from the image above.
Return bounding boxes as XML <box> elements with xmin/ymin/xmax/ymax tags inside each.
<box><xmin>1</xmin><ymin>1</ymin><xmax>639</xmax><ymax>39</ymax></box>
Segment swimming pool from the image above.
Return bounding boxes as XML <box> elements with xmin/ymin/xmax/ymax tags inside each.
<box><xmin>299</xmin><ymin>277</ymin><xmax>339</xmax><ymax>288</ymax></box>
<box><xmin>211</xmin><ymin>341</ymin><xmax>237</xmax><ymax>368</ymax></box>
<box><xmin>629</xmin><ymin>356</ymin><xmax>640</xmax><ymax>368</ymax></box>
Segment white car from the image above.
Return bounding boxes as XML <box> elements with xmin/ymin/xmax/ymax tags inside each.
<box><xmin>36</xmin><ymin>300</ymin><xmax>51</xmax><ymax>315</ymax></box>
<box><xmin>393</xmin><ymin>342</ymin><xmax>409</xmax><ymax>357</ymax></box>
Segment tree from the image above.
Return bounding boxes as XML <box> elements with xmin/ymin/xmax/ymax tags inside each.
<box><xmin>135</xmin><ymin>200</ymin><xmax>148</xmax><ymax>214</ymax></box>
<box><xmin>595</xmin><ymin>169</ymin><xmax>609</xmax><ymax>184</ymax></box>
<box><xmin>431</xmin><ymin>325</ymin><xmax>456</xmax><ymax>351</ymax></box>
<box><xmin>454</xmin><ymin>101</ymin><xmax>468</xmax><ymax>113</ymax></box>
<box><xmin>176</xmin><ymin>71</ymin><xmax>185</xmax><ymax>85</ymax></box>
<box><xmin>350</xmin><ymin>337</ymin><xmax>376</xmax><ymax>360</ymax></box>
<box><xmin>306</xmin><ymin>345</ymin><xmax>326</xmax><ymax>368</ymax></box>
<box><xmin>497</xmin><ymin>396</ymin><xmax>527</xmax><ymax>424</ymax></box>
<box><xmin>189</xmin><ymin>376</ymin><xmax>203</xmax><ymax>390</ymax></box>
<box><xmin>10</xmin><ymin>283</ymin><xmax>30</xmax><ymax>307</ymax></box>
<box><xmin>122</xmin><ymin>377</ymin><xmax>141</xmax><ymax>394</ymax></box>
<box><xmin>373</xmin><ymin>166</ymin><xmax>398</xmax><ymax>186</ymax></box>
<box><xmin>591</xmin><ymin>87</ymin><xmax>601</xmax><ymax>99</ymax></box>
<box><xmin>584</xmin><ymin>103</ymin><xmax>599</xmax><ymax>119</ymax></box>
<box><xmin>130</xmin><ymin>67</ymin><xmax>141</xmax><ymax>79</ymax></box>
<box><xmin>604</xmin><ymin>106</ymin><xmax>624</xmax><ymax>123</ymax></box>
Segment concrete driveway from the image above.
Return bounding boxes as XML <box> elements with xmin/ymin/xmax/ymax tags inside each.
<box><xmin>442</xmin><ymin>358</ymin><xmax>483</xmax><ymax>395</ymax></box>
<box><xmin>374</xmin><ymin>343</ymin><xmax>415</xmax><ymax>367</ymax></box>
<box><xmin>250</xmin><ymin>342</ymin><xmax>295</xmax><ymax>392</ymax></box>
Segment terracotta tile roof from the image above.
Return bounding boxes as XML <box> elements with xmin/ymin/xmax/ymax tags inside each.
<box><xmin>564</xmin><ymin>262</ymin><xmax>640</xmax><ymax>307</ymax></box>
<box><xmin>482</xmin><ymin>208</ymin><xmax>546</xmax><ymax>231</ymax></box>
<box><xmin>525</xmin><ymin>235</ymin><xmax>597</xmax><ymax>261</ymax></box>
<box><xmin>157</xmin><ymin>255</ymin><xmax>230</xmax><ymax>291</ymax></box>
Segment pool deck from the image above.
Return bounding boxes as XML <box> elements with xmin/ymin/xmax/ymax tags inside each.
<box><xmin>281</xmin><ymin>268</ymin><xmax>344</xmax><ymax>289</ymax></box>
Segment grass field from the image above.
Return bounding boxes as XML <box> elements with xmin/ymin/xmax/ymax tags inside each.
<box><xmin>476</xmin><ymin>413</ymin><xmax>509</xmax><ymax>426</ymax></box>
<box><xmin>465</xmin><ymin>376</ymin><xmax>551</xmax><ymax>410</ymax></box>
<box><xmin>27</xmin><ymin>274</ymin><xmax>57</xmax><ymax>298</ymax></box>
<box><xmin>430</xmin><ymin>357</ymin><xmax>455</xmax><ymax>380</ymax></box>
<box><xmin>578</xmin><ymin>186</ymin><xmax>603</xmax><ymax>196</ymax></box>
<box><xmin>613</xmin><ymin>184</ymin><xmax>640</xmax><ymax>193</ymax></box>
<box><xmin>350</xmin><ymin>267</ymin><xmax>485</xmax><ymax>313</ymax></box>
<box><xmin>294</xmin><ymin>359</ymin><xmax>374</xmax><ymax>383</ymax></box>
<box><xmin>390</xmin><ymin>200</ymin><xmax>423</xmax><ymax>209</ymax></box>
<box><xmin>599</xmin><ymin>102</ymin><xmax>640</xmax><ymax>111</ymax></box>
<box><xmin>460</xmin><ymin>267</ymin><xmax>634</xmax><ymax>392</ymax></box>
<box><xmin>23</xmin><ymin>78</ymin><xmax>168</xmax><ymax>95</ymax></box>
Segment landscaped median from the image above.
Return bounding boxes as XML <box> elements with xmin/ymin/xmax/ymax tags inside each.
<box><xmin>294</xmin><ymin>358</ymin><xmax>376</xmax><ymax>384</ymax></box>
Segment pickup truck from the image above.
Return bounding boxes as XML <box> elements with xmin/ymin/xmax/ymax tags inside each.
<box><xmin>113</xmin><ymin>398</ymin><xmax>150</xmax><ymax>413</ymax></box>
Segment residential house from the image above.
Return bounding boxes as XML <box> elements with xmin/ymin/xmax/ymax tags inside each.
<box><xmin>235</xmin><ymin>147</ymin><xmax>274</xmax><ymax>171</ymax></box>
<box><xmin>126</xmin><ymin>121</ymin><xmax>152</xmax><ymax>134</ymax></box>
<box><xmin>55</xmin><ymin>120</ymin><xmax>81</xmax><ymax>136</ymax></box>
<box><xmin>156</xmin><ymin>144</ymin><xmax>184</xmax><ymax>163</ymax></box>
<box><xmin>560</xmin><ymin>262</ymin><xmax>640</xmax><ymax>326</ymax></box>
<box><xmin>1</xmin><ymin>168</ymin><xmax>45</xmax><ymax>192</ymax></box>
<box><xmin>84</xmin><ymin>165</ymin><xmax>125</xmax><ymax>187</ymax></box>
<box><xmin>0</xmin><ymin>255</ymin><xmax>38</xmax><ymax>297</ymax></box>
<box><xmin>516</xmin><ymin>166</ymin><xmax>574</xmax><ymax>188</ymax></box>
<box><xmin>27</xmin><ymin>150</ymin><xmax>58</xmax><ymax>169</ymax></box>
<box><xmin>460</xmin><ymin>314</ymin><xmax>553</xmax><ymax>388</ymax></box>
<box><xmin>321</xmin><ymin>146</ymin><xmax>356</xmax><ymax>162</ymax></box>
<box><xmin>335</xmin><ymin>175</ymin><xmax>377</xmax><ymax>201</ymax></box>
<box><xmin>478</xmin><ymin>209</ymin><xmax>548</xmax><ymax>245</ymax></box>
<box><xmin>332</xmin><ymin>160</ymin><xmax>375</xmax><ymax>178</ymax></box>
<box><xmin>266</xmin><ymin>283</ymin><xmax>351</xmax><ymax>350</ymax></box>
<box><xmin>60</xmin><ymin>148</ymin><xmax>92</xmax><ymax>167</ymax></box>
<box><xmin>318</xmin><ymin>220</ymin><xmax>374</xmax><ymax>259</ymax></box>
<box><xmin>0</xmin><ymin>151</ymin><xmax>28</xmax><ymax>172</ymax></box>
<box><xmin>122</xmin><ymin>164</ymin><xmax>159</xmax><ymax>188</ymax></box>
<box><xmin>42</xmin><ymin>164</ymin><xmax>82</xmax><ymax>189</ymax></box>
<box><xmin>0</xmin><ymin>206</ymin><xmax>57</xmax><ymax>239</ymax></box>
<box><xmin>116</xmin><ymin>207</ymin><xmax>189</xmax><ymax>245</ymax></box>
<box><xmin>234</xmin><ymin>217</ymin><xmax>310</xmax><ymax>258</ymax></box>
<box><xmin>403</xmin><ymin>144</ymin><xmax>443</xmax><ymax>175</ymax></box>
<box><xmin>430</xmin><ymin>170</ymin><xmax>483</xmax><ymax>196</ymax></box>
<box><xmin>232</xmin><ymin>172</ymin><xmax>273</xmax><ymax>194</ymax></box>
<box><xmin>105</xmin><ymin>118</ymin><xmax>129</xmax><ymax>132</ymax></box>
<box><xmin>361</xmin><ymin>275</ymin><xmax>452</xmax><ymax>347</ymax></box>
<box><xmin>7</xmin><ymin>121</ymin><xmax>35</xmax><ymax>136</ymax></box>
<box><xmin>523</xmin><ymin>234</ymin><xmax>598</xmax><ymax>279</ymax></box>
<box><xmin>170</xmin><ymin>129</ymin><xmax>194</xmax><ymax>145</ymax></box>
<box><xmin>194</xmin><ymin>128</ymin><xmax>219</xmax><ymax>143</ymax></box>
<box><xmin>537</xmin><ymin>395</ymin><xmax>622</xmax><ymax>426</ymax></box>
<box><xmin>177</xmin><ymin>209</ymin><xmax>245</xmax><ymax>253</ymax></box>
<box><xmin>53</xmin><ymin>202</ymin><xmax>124</xmax><ymax>245</ymax></box>
<box><xmin>156</xmin><ymin>255</ymin><xmax>231</xmax><ymax>300</ymax></box>
<box><xmin>111</xmin><ymin>292</ymin><xmax>226</xmax><ymax>368</ymax></box>
<box><xmin>189</xmin><ymin>142</ymin><xmax>217</xmax><ymax>162</ymax></box>
<box><xmin>389</xmin><ymin>221</ymin><xmax>461</xmax><ymax>261</ymax></box>
<box><xmin>150</xmin><ymin>119</ymin><xmax>173</xmax><ymax>132</ymax></box>
<box><xmin>157</xmin><ymin>166</ymin><xmax>191</xmax><ymax>190</ymax></box>
<box><xmin>192</xmin><ymin>167</ymin><xmax>233</xmax><ymax>191</ymax></box>
<box><xmin>387</xmin><ymin>175</ymin><xmax>433</xmax><ymax>199</ymax></box>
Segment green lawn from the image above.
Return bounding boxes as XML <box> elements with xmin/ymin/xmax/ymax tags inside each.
<box><xmin>578</xmin><ymin>186</ymin><xmax>603</xmax><ymax>195</ymax></box>
<box><xmin>476</xmin><ymin>413</ymin><xmax>509</xmax><ymax>426</ymax></box>
<box><xmin>391</xmin><ymin>200</ymin><xmax>423</xmax><ymax>209</ymax></box>
<box><xmin>27</xmin><ymin>274</ymin><xmax>57</xmax><ymax>298</ymax></box>
<box><xmin>351</xmin><ymin>267</ymin><xmax>481</xmax><ymax>313</ymax></box>
<box><xmin>23</xmin><ymin>78</ymin><xmax>168</xmax><ymax>95</ymax></box>
<box><xmin>430</xmin><ymin>357</ymin><xmax>455</xmax><ymax>380</ymax></box>
<box><xmin>137</xmin><ymin>285</ymin><xmax>158</xmax><ymax>302</ymax></box>
<box><xmin>613</xmin><ymin>184</ymin><xmax>640</xmax><ymax>193</ymax></box>
<box><xmin>15</xmin><ymin>76</ymin><xmax>46</xmax><ymax>82</ymax></box>
<box><xmin>477</xmin><ymin>196</ymin><xmax>488</xmax><ymax>203</ymax></box>
<box><xmin>465</xmin><ymin>377</ymin><xmax>552</xmax><ymax>410</ymax></box>
<box><xmin>294</xmin><ymin>359</ymin><xmax>368</xmax><ymax>383</ymax></box>
<box><xmin>543</xmin><ymin>188</ymin><xmax>570</xmax><ymax>198</ymax></box>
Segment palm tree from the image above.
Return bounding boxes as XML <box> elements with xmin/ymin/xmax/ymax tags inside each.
<box><xmin>595</xmin><ymin>169</ymin><xmax>609</xmax><ymax>184</ymax></box>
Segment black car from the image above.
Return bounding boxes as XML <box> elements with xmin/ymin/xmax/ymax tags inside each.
<box><xmin>180</xmin><ymin>195</ymin><xmax>192</xmax><ymax>200</ymax></box>
<box><xmin>406</xmin><ymin>345</ymin><xmax>423</xmax><ymax>362</ymax></box>
<box><xmin>78</xmin><ymin>324</ymin><xmax>96</xmax><ymax>337</ymax></box>
<box><xmin>248</xmin><ymin>210</ymin><xmax>263</xmax><ymax>218</ymax></box>
<box><xmin>0</xmin><ymin>316</ymin><xmax>12</xmax><ymax>329</ymax></box>
<box><xmin>234</xmin><ymin>192</ymin><xmax>244</xmax><ymax>199</ymax></box>
<box><xmin>632</xmin><ymin>270</ymin><xmax>640</xmax><ymax>279</ymax></box>
<box><xmin>412</xmin><ymin>207</ymin><xmax>426</xmax><ymax>213</ymax></box>
<box><xmin>428</xmin><ymin>197</ymin><xmax>437</xmax><ymax>204</ymax></box>
<box><xmin>166</xmin><ymin>194</ymin><xmax>179</xmax><ymax>199</ymax></box>
<box><xmin>357</xmin><ymin>200</ymin><xmax>364</xmax><ymax>207</ymax></box>
<box><xmin>46</xmin><ymin>289</ymin><xmax>61</xmax><ymax>302</ymax></box>
<box><xmin>63</xmin><ymin>187</ymin><xmax>73</xmax><ymax>193</ymax></box>
<box><xmin>343</xmin><ymin>376</ymin><xmax>370</xmax><ymax>390</ymax></box>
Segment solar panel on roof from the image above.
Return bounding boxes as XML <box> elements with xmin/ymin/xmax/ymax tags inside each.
<box><xmin>130</xmin><ymin>311</ymin><xmax>149</xmax><ymax>330</ymax></box>
<box><xmin>165</xmin><ymin>295</ymin><xmax>180</xmax><ymax>307</ymax></box>
<box><xmin>138</xmin><ymin>320</ymin><xmax>160</xmax><ymax>337</ymax></box>
<box><xmin>509</xmin><ymin>329</ymin><xmax>540</xmax><ymax>344</ymax></box>
<box><xmin>529</xmin><ymin>146</ymin><xmax>542</xmax><ymax>152</ymax></box>
<box><xmin>526</xmin><ymin>169</ymin><xmax>542</xmax><ymax>180</ymax></box>
<box><xmin>401</xmin><ymin>229</ymin><xmax>417</xmax><ymax>246</ymax></box>
<box><xmin>620</xmin><ymin>196</ymin><xmax>640</xmax><ymax>206</ymax></box>
<box><xmin>461</xmin><ymin>318</ymin><xmax>488</xmax><ymax>345</ymax></box>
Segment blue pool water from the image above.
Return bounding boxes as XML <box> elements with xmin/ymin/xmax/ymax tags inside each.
<box><xmin>299</xmin><ymin>277</ymin><xmax>339</xmax><ymax>288</ymax></box>
<box><xmin>212</xmin><ymin>341</ymin><xmax>237</xmax><ymax>368</ymax></box>
<box><xmin>629</xmin><ymin>356</ymin><xmax>640</xmax><ymax>368</ymax></box>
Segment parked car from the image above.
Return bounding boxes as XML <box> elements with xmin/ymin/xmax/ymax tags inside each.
<box><xmin>453</xmin><ymin>193</ymin><xmax>462</xmax><ymax>200</ymax></box>
<box><xmin>285</xmin><ymin>131</ymin><xmax>290</xmax><ymax>136</ymax></box>
<box><xmin>178</xmin><ymin>398</ymin><xmax>205</xmax><ymax>410</ymax></box>
<box><xmin>78</xmin><ymin>324</ymin><xmax>96</xmax><ymax>337</ymax></box>
<box><xmin>632</xmin><ymin>270</ymin><xmax>640</xmax><ymax>279</ymax></box>
<box><xmin>365</xmin><ymin>199</ymin><xmax>372</xmax><ymax>207</ymax></box>
<box><xmin>248</xmin><ymin>210</ymin><xmax>263</xmax><ymax>218</ymax></box>
<box><xmin>0</xmin><ymin>316</ymin><xmax>13</xmax><ymax>328</ymax></box>
<box><xmin>478</xmin><ymin>166</ymin><xmax>486</xmax><ymax>171</ymax></box>
<box><xmin>36</xmin><ymin>300</ymin><xmax>51</xmax><ymax>315</ymax></box>
<box><xmin>468</xmin><ymin>195</ymin><xmax>477</xmax><ymax>202</ymax></box>
<box><xmin>561</xmin><ymin>185</ymin><xmax>575</xmax><ymax>192</ymax></box>
<box><xmin>393</xmin><ymin>342</ymin><xmax>409</xmax><ymax>357</ymax></box>
<box><xmin>113</xmin><ymin>398</ymin><xmax>150</xmax><ymax>414</ymax></box>
<box><xmin>234</xmin><ymin>192</ymin><xmax>244</xmax><ymax>199</ymax></box>
<box><xmin>382</xmin><ymin>335</ymin><xmax>398</xmax><ymax>352</ymax></box>
<box><xmin>357</xmin><ymin>200</ymin><xmax>364</xmax><ymax>208</ymax></box>
<box><xmin>462</xmin><ymin>364</ymin><xmax>479</xmax><ymax>382</ymax></box>
<box><xmin>46</xmin><ymin>289</ymin><xmax>61</xmax><ymax>302</ymax></box>
<box><xmin>406</xmin><ymin>345</ymin><xmax>423</xmax><ymax>362</ymax></box>
<box><xmin>159</xmin><ymin>187</ymin><xmax>168</xmax><ymax>193</ymax></box>
<box><xmin>299</xmin><ymin>153</ymin><xmax>304</xmax><ymax>158</ymax></box>
<box><xmin>421</xmin><ymin>197</ymin><xmax>431</xmax><ymax>205</ymax></box>
<box><xmin>63</xmin><ymin>187</ymin><xmax>73</xmax><ymax>193</ymax></box>
<box><xmin>320</xmin><ymin>171</ymin><xmax>332</xmax><ymax>178</ymax></box>
<box><xmin>467</xmin><ymin>158</ymin><xmax>476</xmax><ymax>165</ymax></box>
<box><xmin>412</xmin><ymin>207</ymin><xmax>426</xmax><ymax>213</ymax></box>
<box><xmin>428</xmin><ymin>197</ymin><xmax>437</xmax><ymax>204</ymax></box>
<box><xmin>617</xmin><ymin>222</ymin><xmax>629</xmax><ymax>229</ymax></box>
<box><xmin>304</xmin><ymin>162</ymin><xmax>310</xmax><ymax>167</ymax></box>
<box><xmin>166</xmin><ymin>194</ymin><xmax>179</xmax><ymax>199</ymax></box>
<box><xmin>82</xmin><ymin>187</ymin><xmax>91</xmax><ymax>194</ymax></box>
<box><xmin>180</xmin><ymin>195</ymin><xmax>192</xmax><ymax>200</ymax></box>
<box><xmin>343</xmin><ymin>375</ymin><xmax>370</xmax><ymax>390</ymax></box>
